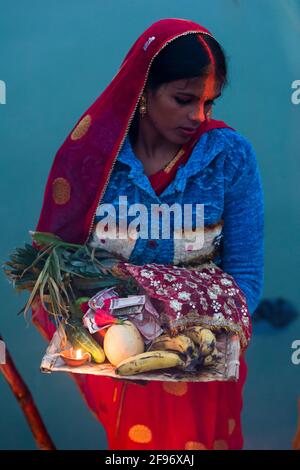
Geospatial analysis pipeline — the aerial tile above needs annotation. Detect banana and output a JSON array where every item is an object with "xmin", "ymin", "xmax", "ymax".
[
  {"xmin": 115, "ymin": 350, "xmax": 185, "ymax": 376},
  {"xmin": 148, "ymin": 333, "xmax": 197, "ymax": 358},
  {"xmin": 185, "ymin": 326, "xmax": 217, "ymax": 356},
  {"xmin": 203, "ymin": 354, "xmax": 216, "ymax": 367},
  {"xmin": 203, "ymin": 348, "xmax": 222, "ymax": 367}
]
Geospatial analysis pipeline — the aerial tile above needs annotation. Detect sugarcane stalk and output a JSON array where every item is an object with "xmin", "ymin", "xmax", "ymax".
[
  {"xmin": 292, "ymin": 396, "xmax": 300, "ymax": 450},
  {"xmin": 0, "ymin": 334, "xmax": 56, "ymax": 450}
]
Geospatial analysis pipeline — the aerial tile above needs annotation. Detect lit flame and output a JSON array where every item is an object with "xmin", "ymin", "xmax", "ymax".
[{"xmin": 75, "ymin": 349, "xmax": 82, "ymax": 360}]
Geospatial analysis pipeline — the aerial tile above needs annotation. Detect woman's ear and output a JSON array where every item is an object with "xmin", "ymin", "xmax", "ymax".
[{"xmin": 144, "ymin": 84, "xmax": 159, "ymax": 102}]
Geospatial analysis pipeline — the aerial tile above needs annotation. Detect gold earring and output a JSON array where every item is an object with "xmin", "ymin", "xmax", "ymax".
[{"xmin": 139, "ymin": 94, "xmax": 147, "ymax": 117}]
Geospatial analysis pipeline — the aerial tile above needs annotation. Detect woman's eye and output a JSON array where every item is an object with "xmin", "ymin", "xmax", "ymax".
[
  {"xmin": 175, "ymin": 97, "xmax": 192, "ymax": 105},
  {"xmin": 175, "ymin": 97, "xmax": 216, "ymax": 106}
]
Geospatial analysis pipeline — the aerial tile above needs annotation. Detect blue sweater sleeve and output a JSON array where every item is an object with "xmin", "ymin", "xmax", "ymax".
[{"xmin": 220, "ymin": 134, "xmax": 264, "ymax": 315}]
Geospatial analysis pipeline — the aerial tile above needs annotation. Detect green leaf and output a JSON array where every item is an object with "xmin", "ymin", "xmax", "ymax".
[
  {"xmin": 59, "ymin": 282, "xmax": 71, "ymax": 310},
  {"xmin": 24, "ymin": 243, "xmax": 39, "ymax": 254},
  {"xmin": 48, "ymin": 278, "xmax": 67, "ymax": 320},
  {"xmin": 29, "ymin": 231, "xmax": 63, "ymax": 246},
  {"xmin": 16, "ymin": 245, "xmax": 52, "ymax": 282},
  {"xmin": 14, "ymin": 279, "xmax": 36, "ymax": 291},
  {"xmin": 30, "ymin": 231, "xmax": 82, "ymax": 250},
  {"xmin": 69, "ymin": 301, "xmax": 84, "ymax": 320},
  {"xmin": 75, "ymin": 297, "xmax": 90, "ymax": 305},
  {"xmin": 51, "ymin": 248, "xmax": 63, "ymax": 284},
  {"xmin": 72, "ymin": 277, "xmax": 121, "ymax": 290},
  {"xmin": 39, "ymin": 272, "xmax": 49, "ymax": 312},
  {"xmin": 69, "ymin": 260, "xmax": 87, "ymax": 268},
  {"xmin": 23, "ymin": 256, "xmax": 50, "ymax": 318},
  {"xmin": 48, "ymin": 281, "xmax": 60, "ymax": 319}
]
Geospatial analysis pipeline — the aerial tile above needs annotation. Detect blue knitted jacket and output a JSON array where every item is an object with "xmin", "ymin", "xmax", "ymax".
[{"xmin": 91, "ymin": 127, "xmax": 264, "ymax": 315}]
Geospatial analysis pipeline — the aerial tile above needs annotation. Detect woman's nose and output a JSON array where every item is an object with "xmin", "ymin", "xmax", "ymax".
[{"xmin": 188, "ymin": 103, "xmax": 206, "ymax": 123}]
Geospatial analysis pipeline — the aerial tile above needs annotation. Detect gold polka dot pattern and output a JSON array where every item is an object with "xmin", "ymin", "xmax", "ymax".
[
  {"xmin": 185, "ymin": 441, "xmax": 207, "ymax": 450},
  {"xmin": 228, "ymin": 418, "xmax": 236, "ymax": 435},
  {"xmin": 213, "ymin": 439, "xmax": 229, "ymax": 450},
  {"xmin": 52, "ymin": 177, "xmax": 71, "ymax": 205},
  {"xmin": 128, "ymin": 424, "xmax": 152, "ymax": 444},
  {"xmin": 162, "ymin": 382, "xmax": 188, "ymax": 396},
  {"xmin": 70, "ymin": 114, "xmax": 92, "ymax": 140}
]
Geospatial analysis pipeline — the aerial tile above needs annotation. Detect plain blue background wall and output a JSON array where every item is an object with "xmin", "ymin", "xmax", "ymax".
[{"xmin": 1, "ymin": 0, "xmax": 300, "ymax": 449}]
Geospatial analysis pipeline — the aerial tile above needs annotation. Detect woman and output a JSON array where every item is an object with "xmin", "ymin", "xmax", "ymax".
[{"xmin": 32, "ymin": 18, "xmax": 264, "ymax": 450}]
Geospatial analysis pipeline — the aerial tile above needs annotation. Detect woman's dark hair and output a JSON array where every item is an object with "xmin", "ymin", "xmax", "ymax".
[
  {"xmin": 147, "ymin": 33, "xmax": 228, "ymax": 91},
  {"xmin": 129, "ymin": 33, "xmax": 228, "ymax": 143}
]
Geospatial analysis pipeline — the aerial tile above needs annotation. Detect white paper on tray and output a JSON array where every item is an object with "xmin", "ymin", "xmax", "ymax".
[{"xmin": 40, "ymin": 330, "xmax": 240, "ymax": 382}]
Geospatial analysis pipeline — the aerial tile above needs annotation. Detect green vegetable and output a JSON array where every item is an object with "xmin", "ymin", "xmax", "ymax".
[{"xmin": 64, "ymin": 320, "xmax": 105, "ymax": 364}]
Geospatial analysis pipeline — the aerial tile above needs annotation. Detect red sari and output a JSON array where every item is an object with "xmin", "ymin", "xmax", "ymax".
[{"xmin": 31, "ymin": 18, "xmax": 249, "ymax": 450}]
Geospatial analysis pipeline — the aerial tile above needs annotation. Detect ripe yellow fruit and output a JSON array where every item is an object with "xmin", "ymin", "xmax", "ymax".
[
  {"xmin": 103, "ymin": 320, "xmax": 144, "ymax": 366},
  {"xmin": 115, "ymin": 350, "xmax": 185, "ymax": 376}
]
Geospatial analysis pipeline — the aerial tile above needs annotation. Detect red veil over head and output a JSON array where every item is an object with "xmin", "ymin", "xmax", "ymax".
[{"xmin": 35, "ymin": 18, "xmax": 233, "ymax": 245}]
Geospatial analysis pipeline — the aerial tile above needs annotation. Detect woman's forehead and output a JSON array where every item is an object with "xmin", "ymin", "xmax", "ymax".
[{"xmin": 167, "ymin": 76, "xmax": 222, "ymax": 98}]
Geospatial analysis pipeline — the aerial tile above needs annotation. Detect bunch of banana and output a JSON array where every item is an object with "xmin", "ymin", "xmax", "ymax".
[
  {"xmin": 202, "ymin": 348, "xmax": 222, "ymax": 367},
  {"xmin": 184, "ymin": 326, "xmax": 217, "ymax": 357},
  {"xmin": 183, "ymin": 346, "xmax": 222, "ymax": 372},
  {"xmin": 148, "ymin": 333, "xmax": 197, "ymax": 359},
  {"xmin": 115, "ymin": 350, "xmax": 185, "ymax": 376}
]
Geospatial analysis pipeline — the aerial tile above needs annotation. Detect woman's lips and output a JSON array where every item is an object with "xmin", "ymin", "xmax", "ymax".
[{"xmin": 178, "ymin": 127, "xmax": 198, "ymax": 136}]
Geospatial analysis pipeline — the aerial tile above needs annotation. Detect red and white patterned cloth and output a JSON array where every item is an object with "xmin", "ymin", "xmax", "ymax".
[{"xmin": 121, "ymin": 261, "xmax": 252, "ymax": 350}]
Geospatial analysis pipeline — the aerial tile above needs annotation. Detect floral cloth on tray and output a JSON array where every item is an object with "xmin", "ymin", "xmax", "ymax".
[{"xmin": 121, "ymin": 260, "xmax": 252, "ymax": 350}]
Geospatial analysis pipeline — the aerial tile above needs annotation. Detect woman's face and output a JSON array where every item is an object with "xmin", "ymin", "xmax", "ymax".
[{"xmin": 143, "ymin": 73, "xmax": 222, "ymax": 144}]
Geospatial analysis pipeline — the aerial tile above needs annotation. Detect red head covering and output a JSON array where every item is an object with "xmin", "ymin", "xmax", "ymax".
[{"xmin": 35, "ymin": 18, "xmax": 234, "ymax": 244}]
